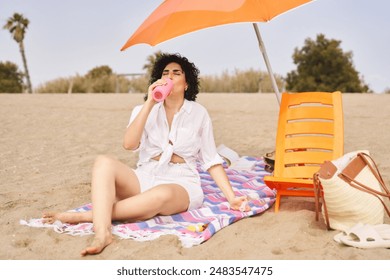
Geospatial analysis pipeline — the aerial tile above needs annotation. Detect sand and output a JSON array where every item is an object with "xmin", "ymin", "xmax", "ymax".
[{"xmin": 1, "ymin": 93, "xmax": 389, "ymax": 260}]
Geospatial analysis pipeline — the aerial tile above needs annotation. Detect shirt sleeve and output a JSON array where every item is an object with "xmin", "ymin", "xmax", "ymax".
[
  {"xmin": 198, "ymin": 112, "xmax": 224, "ymax": 171},
  {"xmin": 127, "ymin": 105, "xmax": 145, "ymax": 152},
  {"xmin": 127, "ymin": 105, "xmax": 142, "ymax": 127}
]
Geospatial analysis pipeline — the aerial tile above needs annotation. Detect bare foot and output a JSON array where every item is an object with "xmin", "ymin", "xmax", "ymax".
[
  {"xmin": 81, "ymin": 234, "xmax": 113, "ymax": 256},
  {"xmin": 42, "ymin": 211, "xmax": 92, "ymax": 224}
]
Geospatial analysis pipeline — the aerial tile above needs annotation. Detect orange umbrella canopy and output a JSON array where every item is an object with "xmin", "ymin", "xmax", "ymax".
[{"xmin": 121, "ymin": 0, "xmax": 312, "ymax": 50}]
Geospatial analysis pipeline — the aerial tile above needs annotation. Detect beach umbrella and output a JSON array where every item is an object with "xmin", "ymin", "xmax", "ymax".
[{"xmin": 120, "ymin": 0, "xmax": 313, "ymax": 104}]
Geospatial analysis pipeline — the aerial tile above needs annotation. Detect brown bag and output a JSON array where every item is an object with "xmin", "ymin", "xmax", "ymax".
[{"xmin": 314, "ymin": 151, "xmax": 390, "ymax": 231}]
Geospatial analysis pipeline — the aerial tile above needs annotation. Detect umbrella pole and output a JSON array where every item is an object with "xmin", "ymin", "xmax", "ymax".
[{"xmin": 252, "ymin": 23, "xmax": 281, "ymax": 105}]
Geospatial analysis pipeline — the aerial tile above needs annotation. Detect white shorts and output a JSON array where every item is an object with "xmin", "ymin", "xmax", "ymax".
[{"xmin": 133, "ymin": 160, "xmax": 203, "ymax": 210}]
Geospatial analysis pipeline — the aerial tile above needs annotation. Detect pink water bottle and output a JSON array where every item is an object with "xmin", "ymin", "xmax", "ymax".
[{"xmin": 152, "ymin": 78, "xmax": 173, "ymax": 102}]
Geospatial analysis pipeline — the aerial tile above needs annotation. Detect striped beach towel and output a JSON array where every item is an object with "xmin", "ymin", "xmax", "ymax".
[{"xmin": 21, "ymin": 157, "xmax": 275, "ymax": 248}]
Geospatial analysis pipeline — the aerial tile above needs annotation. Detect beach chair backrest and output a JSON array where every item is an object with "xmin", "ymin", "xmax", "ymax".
[{"xmin": 273, "ymin": 91, "xmax": 344, "ymax": 179}]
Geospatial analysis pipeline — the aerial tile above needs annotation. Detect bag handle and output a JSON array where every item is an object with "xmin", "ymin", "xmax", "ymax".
[
  {"xmin": 360, "ymin": 152, "xmax": 390, "ymax": 195},
  {"xmin": 338, "ymin": 152, "xmax": 390, "ymax": 217},
  {"xmin": 314, "ymin": 152, "xmax": 390, "ymax": 230}
]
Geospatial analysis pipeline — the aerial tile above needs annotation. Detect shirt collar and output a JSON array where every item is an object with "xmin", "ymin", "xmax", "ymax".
[{"xmin": 181, "ymin": 99, "xmax": 192, "ymax": 114}]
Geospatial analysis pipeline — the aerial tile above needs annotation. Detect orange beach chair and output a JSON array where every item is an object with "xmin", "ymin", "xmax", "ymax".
[{"xmin": 264, "ymin": 91, "xmax": 344, "ymax": 212}]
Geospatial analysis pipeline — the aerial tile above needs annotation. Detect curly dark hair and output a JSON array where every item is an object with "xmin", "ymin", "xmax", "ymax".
[{"xmin": 146, "ymin": 53, "xmax": 200, "ymax": 101}]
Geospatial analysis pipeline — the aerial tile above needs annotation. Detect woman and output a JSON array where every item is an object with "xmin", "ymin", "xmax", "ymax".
[{"xmin": 43, "ymin": 53, "xmax": 249, "ymax": 256}]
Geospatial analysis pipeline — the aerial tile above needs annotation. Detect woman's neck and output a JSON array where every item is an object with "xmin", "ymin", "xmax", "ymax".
[{"xmin": 164, "ymin": 96, "xmax": 184, "ymax": 113}]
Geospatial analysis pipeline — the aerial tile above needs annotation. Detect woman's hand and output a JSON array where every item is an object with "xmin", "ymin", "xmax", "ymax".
[
  {"xmin": 229, "ymin": 196, "xmax": 250, "ymax": 212},
  {"xmin": 147, "ymin": 79, "xmax": 168, "ymax": 103},
  {"xmin": 206, "ymin": 165, "xmax": 250, "ymax": 212}
]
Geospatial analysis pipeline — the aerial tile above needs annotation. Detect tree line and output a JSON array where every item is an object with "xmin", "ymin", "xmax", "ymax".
[{"xmin": 2, "ymin": 13, "xmax": 388, "ymax": 94}]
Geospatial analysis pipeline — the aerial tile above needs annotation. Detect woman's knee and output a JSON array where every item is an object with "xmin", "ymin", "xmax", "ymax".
[
  {"xmin": 93, "ymin": 155, "xmax": 116, "ymax": 170},
  {"xmin": 151, "ymin": 185, "xmax": 189, "ymax": 210},
  {"xmin": 91, "ymin": 155, "xmax": 121, "ymax": 180}
]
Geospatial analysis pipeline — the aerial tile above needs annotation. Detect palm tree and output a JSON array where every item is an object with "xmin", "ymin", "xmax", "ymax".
[
  {"xmin": 143, "ymin": 51, "xmax": 163, "ymax": 77},
  {"xmin": 3, "ymin": 13, "xmax": 33, "ymax": 93}
]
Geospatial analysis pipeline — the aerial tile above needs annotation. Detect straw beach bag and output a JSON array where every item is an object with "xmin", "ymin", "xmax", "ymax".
[{"xmin": 314, "ymin": 151, "xmax": 390, "ymax": 231}]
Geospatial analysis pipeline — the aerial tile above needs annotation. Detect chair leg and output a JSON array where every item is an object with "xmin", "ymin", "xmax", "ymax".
[{"xmin": 274, "ymin": 193, "xmax": 281, "ymax": 213}]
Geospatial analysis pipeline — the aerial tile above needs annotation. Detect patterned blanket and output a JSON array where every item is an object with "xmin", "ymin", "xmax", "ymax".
[{"xmin": 21, "ymin": 157, "xmax": 275, "ymax": 248}]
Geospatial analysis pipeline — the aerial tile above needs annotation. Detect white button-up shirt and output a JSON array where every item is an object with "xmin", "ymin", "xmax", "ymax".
[{"xmin": 128, "ymin": 99, "xmax": 223, "ymax": 174}]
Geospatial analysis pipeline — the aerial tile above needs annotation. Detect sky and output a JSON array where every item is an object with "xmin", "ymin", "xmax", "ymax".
[{"xmin": 1, "ymin": 0, "xmax": 389, "ymax": 93}]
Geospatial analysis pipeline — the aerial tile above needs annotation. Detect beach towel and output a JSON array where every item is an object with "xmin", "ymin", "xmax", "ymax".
[{"xmin": 21, "ymin": 156, "xmax": 275, "ymax": 248}]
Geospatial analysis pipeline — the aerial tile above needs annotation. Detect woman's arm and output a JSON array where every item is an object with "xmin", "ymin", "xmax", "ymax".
[
  {"xmin": 208, "ymin": 164, "xmax": 250, "ymax": 211},
  {"xmin": 123, "ymin": 80, "xmax": 165, "ymax": 150},
  {"xmin": 123, "ymin": 99, "xmax": 154, "ymax": 150}
]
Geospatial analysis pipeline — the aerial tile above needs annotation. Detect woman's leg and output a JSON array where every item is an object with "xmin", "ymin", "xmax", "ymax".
[
  {"xmin": 43, "ymin": 155, "xmax": 141, "ymax": 255},
  {"xmin": 111, "ymin": 183, "xmax": 190, "ymax": 222},
  {"xmin": 80, "ymin": 183, "xmax": 189, "ymax": 256},
  {"xmin": 44, "ymin": 183, "xmax": 190, "ymax": 223},
  {"xmin": 44, "ymin": 155, "xmax": 190, "ymax": 256},
  {"xmin": 43, "ymin": 155, "xmax": 141, "ymax": 223},
  {"xmin": 43, "ymin": 155, "xmax": 141, "ymax": 224},
  {"xmin": 81, "ymin": 155, "xmax": 143, "ymax": 256}
]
